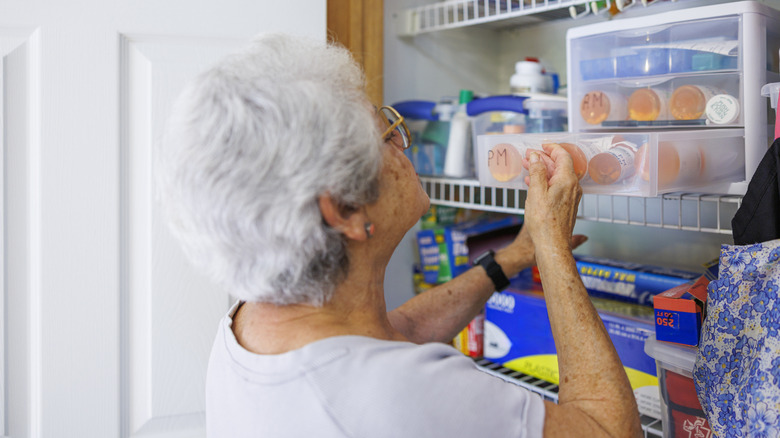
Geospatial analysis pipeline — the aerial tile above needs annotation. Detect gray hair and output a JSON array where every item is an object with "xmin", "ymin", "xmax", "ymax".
[{"xmin": 157, "ymin": 33, "xmax": 382, "ymax": 306}]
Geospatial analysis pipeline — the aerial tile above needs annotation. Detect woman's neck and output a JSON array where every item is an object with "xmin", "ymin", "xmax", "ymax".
[{"xmin": 231, "ymin": 266, "xmax": 405, "ymax": 355}]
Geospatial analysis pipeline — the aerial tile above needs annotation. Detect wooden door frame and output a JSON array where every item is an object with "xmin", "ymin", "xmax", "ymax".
[{"xmin": 327, "ymin": 0, "xmax": 383, "ymax": 105}]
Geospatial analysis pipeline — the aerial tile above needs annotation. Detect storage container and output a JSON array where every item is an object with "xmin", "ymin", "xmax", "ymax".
[
  {"xmin": 567, "ymin": 1, "xmax": 780, "ymax": 195},
  {"xmin": 467, "ymin": 95, "xmax": 529, "ymax": 178},
  {"xmin": 644, "ymin": 334, "xmax": 712, "ymax": 438},
  {"xmin": 394, "ymin": 100, "xmax": 455, "ymax": 176},
  {"xmin": 476, "ymin": 129, "xmax": 745, "ymax": 197}
]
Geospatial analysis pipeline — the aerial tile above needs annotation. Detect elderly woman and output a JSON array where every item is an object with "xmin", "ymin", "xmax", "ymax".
[{"xmin": 159, "ymin": 34, "xmax": 642, "ymax": 438}]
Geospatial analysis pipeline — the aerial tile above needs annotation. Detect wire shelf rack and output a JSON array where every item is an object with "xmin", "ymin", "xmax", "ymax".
[
  {"xmin": 474, "ymin": 358, "xmax": 664, "ymax": 437},
  {"xmin": 394, "ymin": 0, "xmax": 678, "ymax": 35},
  {"xmin": 420, "ymin": 175, "xmax": 742, "ymax": 235},
  {"xmin": 396, "ymin": 0, "xmax": 590, "ymax": 35}
]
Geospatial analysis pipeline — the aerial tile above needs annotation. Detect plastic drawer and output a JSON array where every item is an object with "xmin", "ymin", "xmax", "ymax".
[{"xmin": 476, "ymin": 129, "xmax": 745, "ymax": 197}]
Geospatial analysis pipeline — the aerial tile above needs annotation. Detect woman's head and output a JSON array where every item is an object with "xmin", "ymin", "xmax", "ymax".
[{"xmin": 158, "ymin": 33, "xmax": 383, "ymax": 306}]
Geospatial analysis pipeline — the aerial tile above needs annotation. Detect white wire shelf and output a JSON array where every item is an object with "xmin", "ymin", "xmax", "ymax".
[
  {"xmin": 420, "ymin": 175, "xmax": 742, "ymax": 235},
  {"xmin": 475, "ymin": 358, "xmax": 664, "ymax": 437},
  {"xmin": 396, "ymin": 0, "xmax": 590, "ymax": 36},
  {"xmin": 394, "ymin": 0, "xmax": 678, "ymax": 36}
]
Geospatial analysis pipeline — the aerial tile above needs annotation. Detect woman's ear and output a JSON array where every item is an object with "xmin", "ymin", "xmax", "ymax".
[{"xmin": 318, "ymin": 193, "xmax": 370, "ymax": 241}]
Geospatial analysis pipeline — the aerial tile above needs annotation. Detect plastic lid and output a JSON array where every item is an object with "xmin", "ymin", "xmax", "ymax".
[
  {"xmin": 705, "ymin": 94, "xmax": 740, "ymax": 125},
  {"xmin": 515, "ymin": 60, "xmax": 543, "ymax": 74},
  {"xmin": 761, "ymin": 82, "xmax": 780, "ymax": 109},
  {"xmin": 459, "ymin": 89, "xmax": 474, "ymax": 105},
  {"xmin": 643, "ymin": 333, "xmax": 698, "ymax": 374},
  {"xmin": 523, "ymin": 96, "xmax": 568, "ymax": 111},
  {"xmin": 435, "ymin": 102, "xmax": 455, "ymax": 121}
]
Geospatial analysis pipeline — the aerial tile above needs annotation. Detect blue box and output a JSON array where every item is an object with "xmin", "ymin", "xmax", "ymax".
[
  {"xmin": 574, "ymin": 255, "xmax": 700, "ymax": 306},
  {"xmin": 416, "ymin": 227, "xmax": 469, "ymax": 284},
  {"xmin": 416, "ymin": 215, "xmax": 524, "ymax": 285},
  {"xmin": 485, "ymin": 286, "xmax": 661, "ymax": 419}
]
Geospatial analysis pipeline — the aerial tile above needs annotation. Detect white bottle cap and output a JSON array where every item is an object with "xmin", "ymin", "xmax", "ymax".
[
  {"xmin": 515, "ymin": 60, "xmax": 543, "ymax": 74},
  {"xmin": 705, "ymin": 94, "xmax": 740, "ymax": 125}
]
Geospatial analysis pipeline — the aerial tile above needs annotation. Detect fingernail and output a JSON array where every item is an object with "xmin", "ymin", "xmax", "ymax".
[{"xmin": 530, "ymin": 152, "xmax": 539, "ymax": 163}]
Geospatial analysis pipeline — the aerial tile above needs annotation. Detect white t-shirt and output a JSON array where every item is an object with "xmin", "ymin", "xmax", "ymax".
[{"xmin": 206, "ymin": 302, "xmax": 545, "ymax": 438}]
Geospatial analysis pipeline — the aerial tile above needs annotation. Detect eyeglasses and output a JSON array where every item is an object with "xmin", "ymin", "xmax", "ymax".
[{"xmin": 379, "ymin": 105, "xmax": 412, "ymax": 151}]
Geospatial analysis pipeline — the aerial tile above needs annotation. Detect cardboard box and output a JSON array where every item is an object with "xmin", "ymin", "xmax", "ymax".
[
  {"xmin": 533, "ymin": 255, "xmax": 700, "ymax": 306},
  {"xmin": 416, "ymin": 227, "xmax": 469, "ymax": 284},
  {"xmin": 416, "ymin": 215, "xmax": 523, "ymax": 285},
  {"xmin": 484, "ymin": 286, "xmax": 661, "ymax": 419},
  {"xmin": 453, "ymin": 313, "xmax": 484, "ymax": 358},
  {"xmin": 653, "ymin": 275, "xmax": 709, "ymax": 346}
]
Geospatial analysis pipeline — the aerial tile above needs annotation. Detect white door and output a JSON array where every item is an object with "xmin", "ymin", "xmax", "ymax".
[{"xmin": 1, "ymin": 2, "xmax": 326, "ymax": 437}]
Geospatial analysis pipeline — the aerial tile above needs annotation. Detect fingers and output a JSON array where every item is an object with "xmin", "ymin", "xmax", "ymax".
[
  {"xmin": 570, "ymin": 234, "xmax": 588, "ymax": 250},
  {"xmin": 522, "ymin": 148, "xmax": 555, "ymax": 187},
  {"xmin": 523, "ymin": 151, "xmax": 550, "ymax": 190},
  {"xmin": 541, "ymin": 142, "xmax": 576, "ymax": 178}
]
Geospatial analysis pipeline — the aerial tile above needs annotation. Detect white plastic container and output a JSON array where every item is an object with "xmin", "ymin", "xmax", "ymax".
[
  {"xmin": 476, "ymin": 129, "xmax": 746, "ymax": 197},
  {"xmin": 566, "ymin": 1, "xmax": 780, "ymax": 196},
  {"xmin": 524, "ymin": 97, "xmax": 567, "ymax": 133},
  {"xmin": 761, "ymin": 82, "xmax": 780, "ymax": 139},
  {"xmin": 511, "ymin": 59, "xmax": 547, "ymax": 94},
  {"xmin": 443, "ymin": 90, "xmax": 475, "ymax": 177},
  {"xmin": 644, "ymin": 334, "xmax": 711, "ymax": 438}
]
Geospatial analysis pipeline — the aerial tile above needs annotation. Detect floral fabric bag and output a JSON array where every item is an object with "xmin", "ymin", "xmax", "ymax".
[{"xmin": 693, "ymin": 239, "xmax": 780, "ymax": 437}]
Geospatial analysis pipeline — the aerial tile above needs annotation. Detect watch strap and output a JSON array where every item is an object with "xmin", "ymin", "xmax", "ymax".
[{"xmin": 473, "ymin": 250, "xmax": 510, "ymax": 291}]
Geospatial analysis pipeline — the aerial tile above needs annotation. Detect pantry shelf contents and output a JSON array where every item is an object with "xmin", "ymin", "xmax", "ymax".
[
  {"xmin": 419, "ymin": 175, "xmax": 742, "ymax": 234},
  {"xmin": 475, "ymin": 358, "xmax": 664, "ymax": 437}
]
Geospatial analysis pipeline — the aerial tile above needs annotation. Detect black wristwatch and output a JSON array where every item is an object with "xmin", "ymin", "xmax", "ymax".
[{"xmin": 473, "ymin": 250, "xmax": 510, "ymax": 292}]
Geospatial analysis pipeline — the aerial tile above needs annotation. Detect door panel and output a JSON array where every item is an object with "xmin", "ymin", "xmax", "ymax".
[
  {"xmin": 122, "ymin": 36, "xmax": 238, "ymax": 436},
  {"xmin": 1, "ymin": 2, "xmax": 326, "ymax": 437},
  {"xmin": 3, "ymin": 30, "xmax": 40, "ymax": 438}
]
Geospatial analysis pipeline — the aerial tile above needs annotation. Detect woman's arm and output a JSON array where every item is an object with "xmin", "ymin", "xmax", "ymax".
[
  {"xmin": 387, "ymin": 219, "xmax": 587, "ymax": 345},
  {"xmin": 521, "ymin": 145, "xmax": 641, "ymax": 438},
  {"xmin": 386, "ymin": 229, "xmax": 536, "ymax": 344}
]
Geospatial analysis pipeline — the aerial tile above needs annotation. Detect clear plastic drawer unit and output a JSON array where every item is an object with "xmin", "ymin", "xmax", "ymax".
[
  {"xmin": 564, "ymin": 1, "xmax": 780, "ymax": 196},
  {"xmin": 476, "ymin": 130, "xmax": 745, "ymax": 197},
  {"xmin": 572, "ymin": 16, "xmax": 744, "ymax": 130}
]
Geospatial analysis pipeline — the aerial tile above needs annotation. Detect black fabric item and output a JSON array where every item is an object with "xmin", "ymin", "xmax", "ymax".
[{"xmin": 732, "ymin": 138, "xmax": 780, "ymax": 245}]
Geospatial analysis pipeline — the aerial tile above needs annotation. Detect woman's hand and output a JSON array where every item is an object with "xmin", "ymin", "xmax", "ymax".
[
  {"xmin": 520, "ymin": 143, "xmax": 583, "ymax": 251},
  {"xmin": 495, "ymin": 144, "xmax": 585, "ymax": 277}
]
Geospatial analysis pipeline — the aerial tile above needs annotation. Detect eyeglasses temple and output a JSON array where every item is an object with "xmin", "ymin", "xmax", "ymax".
[{"xmin": 381, "ymin": 118, "xmax": 404, "ymax": 140}]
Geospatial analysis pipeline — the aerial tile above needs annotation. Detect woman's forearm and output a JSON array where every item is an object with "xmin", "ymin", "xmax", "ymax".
[
  {"xmin": 536, "ymin": 245, "xmax": 641, "ymax": 438},
  {"xmin": 388, "ymin": 243, "xmax": 534, "ymax": 344}
]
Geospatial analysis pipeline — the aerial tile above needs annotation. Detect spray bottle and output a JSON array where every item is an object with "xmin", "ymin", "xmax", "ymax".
[{"xmin": 443, "ymin": 89, "xmax": 474, "ymax": 177}]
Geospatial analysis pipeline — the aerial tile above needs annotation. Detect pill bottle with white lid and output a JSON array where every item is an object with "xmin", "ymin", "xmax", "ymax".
[
  {"xmin": 510, "ymin": 58, "xmax": 547, "ymax": 94},
  {"xmin": 669, "ymin": 84, "xmax": 724, "ymax": 121}
]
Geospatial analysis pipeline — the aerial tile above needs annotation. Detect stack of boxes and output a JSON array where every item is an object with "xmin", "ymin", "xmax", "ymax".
[
  {"xmin": 486, "ymin": 257, "xmax": 700, "ymax": 421},
  {"xmin": 644, "ymin": 262, "xmax": 719, "ymax": 437},
  {"xmin": 414, "ymin": 208, "xmax": 523, "ymax": 358}
]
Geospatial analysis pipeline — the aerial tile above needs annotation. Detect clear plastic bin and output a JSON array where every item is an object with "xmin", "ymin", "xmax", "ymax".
[
  {"xmin": 476, "ymin": 129, "xmax": 745, "ymax": 197},
  {"xmin": 394, "ymin": 100, "xmax": 455, "ymax": 176},
  {"xmin": 575, "ymin": 17, "xmax": 741, "ymax": 83},
  {"xmin": 575, "ymin": 73, "xmax": 742, "ymax": 129},
  {"xmin": 644, "ymin": 334, "xmax": 712, "ymax": 438},
  {"xmin": 566, "ymin": 1, "xmax": 780, "ymax": 193},
  {"xmin": 571, "ymin": 15, "xmax": 746, "ymax": 131},
  {"xmin": 468, "ymin": 95, "xmax": 529, "ymax": 178}
]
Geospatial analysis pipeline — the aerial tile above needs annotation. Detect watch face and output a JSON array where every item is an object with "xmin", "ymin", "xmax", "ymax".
[{"xmin": 475, "ymin": 250, "xmax": 494, "ymax": 265}]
